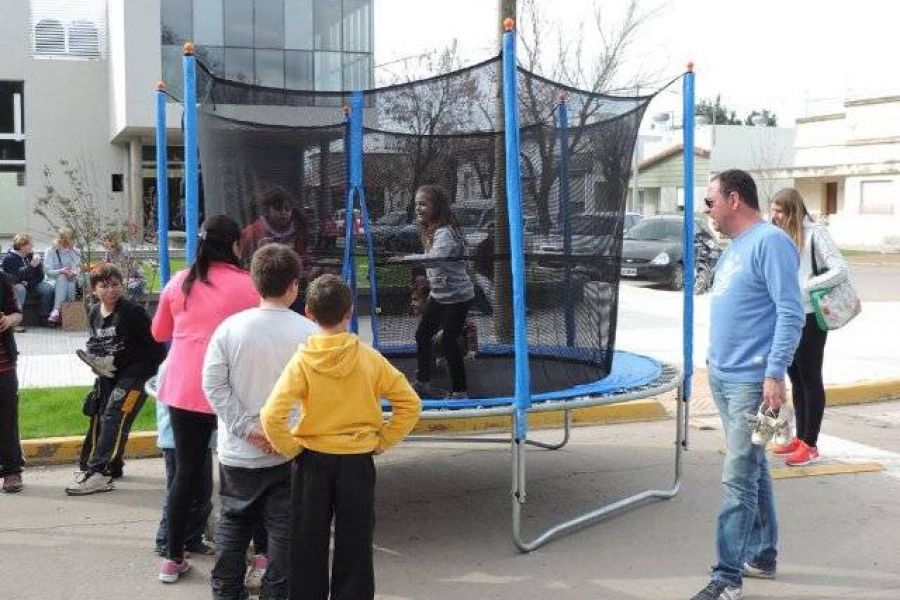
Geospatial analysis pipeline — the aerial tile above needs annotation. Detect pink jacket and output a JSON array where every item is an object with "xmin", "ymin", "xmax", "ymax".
[{"xmin": 152, "ymin": 263, "xmax": 260, "ymax": 414}]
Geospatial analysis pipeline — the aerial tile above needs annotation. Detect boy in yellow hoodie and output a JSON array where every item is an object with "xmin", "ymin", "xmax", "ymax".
[{"xmin": 260, "ymin": 274, "xmax": 421, "ymax": 600}]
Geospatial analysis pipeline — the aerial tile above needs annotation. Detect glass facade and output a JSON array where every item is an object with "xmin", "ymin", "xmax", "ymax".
[{"xmin": 161, "ymin": 0, "xmax": 373, "ymax": 96}]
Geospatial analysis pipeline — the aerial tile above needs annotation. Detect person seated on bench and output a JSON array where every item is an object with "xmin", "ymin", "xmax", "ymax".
[
  {"xmin": 43, "ymin": 227, "xmax": 82, "ymax": 326},
  {"xmin": 1, "ymin": 233, "xmax": 53, "ymax": 331}
]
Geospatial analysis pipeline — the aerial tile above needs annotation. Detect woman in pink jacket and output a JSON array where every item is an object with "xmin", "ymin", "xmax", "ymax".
[{"xmin": 152, "ymin": 215, "xmax": 259, "ymax": 583}]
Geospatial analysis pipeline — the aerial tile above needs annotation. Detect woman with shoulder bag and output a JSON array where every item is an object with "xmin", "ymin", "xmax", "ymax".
[{"xmin": 769, "ymin": 188, "xmax": 849, "ymax": 466}]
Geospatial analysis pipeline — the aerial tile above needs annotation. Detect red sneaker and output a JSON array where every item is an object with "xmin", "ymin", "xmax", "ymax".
[
  {"xmin": 785, "ymin": 441, "xmax": 819, "ymax": 466},
  {"xmin": 771, "ymin": 437, "xmax": 800, "ymax": 456}
]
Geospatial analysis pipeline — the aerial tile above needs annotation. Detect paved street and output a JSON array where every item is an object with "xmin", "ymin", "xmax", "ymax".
[{"xmin": 4, "ymin": 401, "xmax": 900, "ymax": 599}]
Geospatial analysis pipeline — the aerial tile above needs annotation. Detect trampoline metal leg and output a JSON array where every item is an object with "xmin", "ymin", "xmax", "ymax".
[{"xmin": 511, "ymin": 383, "xmax": 684, "ymax": 553}]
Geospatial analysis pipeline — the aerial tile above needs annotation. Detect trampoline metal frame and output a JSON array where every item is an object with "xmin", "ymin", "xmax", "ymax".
[{"xmin": 401, "ymin": 363, "xmax": 685, "ymax": 551}]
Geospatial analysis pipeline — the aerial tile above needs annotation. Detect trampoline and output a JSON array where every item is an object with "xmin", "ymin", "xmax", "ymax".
[{"xmin": 155, "ymin": 20, "xmax": 698, "ymax": 552}]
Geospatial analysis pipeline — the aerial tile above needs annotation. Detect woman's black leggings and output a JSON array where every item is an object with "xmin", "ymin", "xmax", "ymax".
[
  {"xmin": 787, "ymin": 313, "xmax": 828, "ymax": 447},
  {"xmin": 166, "ymin": 405, "xmax": 217, "ymax": 561},
  {"xmin": 416, "ymin": 297, "xmax": 472, "ymax": 392}
]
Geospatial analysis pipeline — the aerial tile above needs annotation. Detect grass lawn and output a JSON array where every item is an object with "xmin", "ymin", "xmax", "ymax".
[
  {"xmin": 18, "ymin": 386, "xmax": 157, "ymax": 439},
  {"xmin": 142, "ymin": 258, "xmax": 187, "ymax": 294}
]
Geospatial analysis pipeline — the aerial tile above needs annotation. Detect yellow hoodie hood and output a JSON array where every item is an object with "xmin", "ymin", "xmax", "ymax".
[{"xmin": 300, "ymin": 332, "xmax": 359, "ymax": 379}]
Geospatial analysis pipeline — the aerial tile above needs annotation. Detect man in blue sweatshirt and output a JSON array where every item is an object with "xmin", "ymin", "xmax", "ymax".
[{"xmin": 690, "ymin": 170, "xmax": 804, "ymax": 600}]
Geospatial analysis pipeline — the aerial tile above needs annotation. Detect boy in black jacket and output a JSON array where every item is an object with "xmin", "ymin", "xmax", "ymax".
[{"xmin": 66, "ymin": 264, "xmax": 166, "ymax": 496}]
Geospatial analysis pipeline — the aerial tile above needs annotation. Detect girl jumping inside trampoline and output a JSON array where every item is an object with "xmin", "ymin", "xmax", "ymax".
[{"xmin": 393, "ymin": 184, "xmax": 474, "ymax": 400}]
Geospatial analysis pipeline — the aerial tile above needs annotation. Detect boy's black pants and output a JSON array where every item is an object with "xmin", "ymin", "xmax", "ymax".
[
  {"xmin": 0, "ymin": 371, "xmax": 24, "ymax": 477},
  {"xmin": 212, "ymin": 462, "xmax": 291, "ymax": 600},
  {"xmin": 79, "ymin": 375, "xmax": 148, "ymax": 476},
  {"xmin": 290, "ymin": 449, "xmax": 376, "ymax": 600}
]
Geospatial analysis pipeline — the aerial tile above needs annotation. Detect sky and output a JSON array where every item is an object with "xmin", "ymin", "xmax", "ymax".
[{"xmin": 375, "ymin": 0, "xmax": 899, "ymax": 127}]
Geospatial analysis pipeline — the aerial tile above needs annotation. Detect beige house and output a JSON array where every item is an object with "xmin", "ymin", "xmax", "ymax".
[
  {"xmin": 632, "ymin": 144, "xmax": 710, "ymax": 215},
  {"xmin": 632, "ymin": 125, "xmax": 795, "ymax": 216},
  {"xmin": 764, "ymin": 95, "xmax": 900, "ymax": 250}
]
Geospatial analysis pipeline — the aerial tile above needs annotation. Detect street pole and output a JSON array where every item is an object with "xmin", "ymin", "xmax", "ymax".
[{"xmin": 493, "ymin": 0, "xmax": 516, "ymax": 342}]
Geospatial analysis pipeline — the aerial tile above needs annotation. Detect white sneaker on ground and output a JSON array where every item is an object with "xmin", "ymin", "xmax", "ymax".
[{"xmin": 64, "ymin": 471, "xmax": 114, "ymax": 496}]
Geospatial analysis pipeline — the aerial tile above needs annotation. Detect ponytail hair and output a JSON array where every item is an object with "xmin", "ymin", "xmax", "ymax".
[{"xmin": 182, "ymin": 214, "xmax": 242, "ymax": 300}]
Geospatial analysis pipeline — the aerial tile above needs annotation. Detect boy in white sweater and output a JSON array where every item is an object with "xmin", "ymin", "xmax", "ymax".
[{"xmin": 202, "ymin": 243, "xmax": 317, "ymax": 599}]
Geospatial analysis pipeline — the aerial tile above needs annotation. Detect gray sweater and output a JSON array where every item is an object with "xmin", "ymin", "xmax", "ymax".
[
  {"xmin": 202, "ymin": 306, "xmax": 318, "ymax": 468},
  {"xmin": 405, "ymin": 226, "xmax": 474, "ymax": 303}
]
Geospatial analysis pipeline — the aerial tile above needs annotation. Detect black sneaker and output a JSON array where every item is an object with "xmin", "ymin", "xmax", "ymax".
[{"xmin": 690, "ymin": 580, "xmax": 743, "ymax": 600}]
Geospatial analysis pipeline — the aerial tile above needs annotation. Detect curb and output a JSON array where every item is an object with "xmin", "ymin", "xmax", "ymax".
[
  {"xmin": 23, "ymin": 431, "xmax": 160, "ymax": 467},
  {"xmin": 826, "ymin": 378, "xmax": 900, "ymax": 407},
  {"xmin": 21, "ymin": 378, "xmax": 900, "ymax": 467},
  {"xmin": 22, "ymin": 400, "xmax": 667, "ymax": 467}
]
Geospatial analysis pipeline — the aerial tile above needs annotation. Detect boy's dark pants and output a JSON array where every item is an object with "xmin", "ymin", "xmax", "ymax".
[
  {"xmin": 155, "ymin": 447, "xmax": 214, "ymax": 553},
  {"xmin": 290, "ymin": 449, "xmax": 376, "ymax": 600},
  {"xmin": 79, "ymin": 375, "xmax": 148, "ymax": 476},
  {"xmin": 212, "ymin": 462, "xmax": 291, "ymax": 600},
  {"xmin": 0, "ymin": 371, "xmax": 24, "ymax": 477}
]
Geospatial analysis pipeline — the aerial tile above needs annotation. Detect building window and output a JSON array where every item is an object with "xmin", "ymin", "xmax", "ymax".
[
  {"xmin": 111, "ymin": 174, "xmax": 124, "ymax": 192},
  {"xmin": 162, "ymin": 0, "xmax": 372, "ymax": 92},
  {"xmin": 0, "ymin": 82, "xmax": 25, "ymax": 164},
  {"xmin": 34, "ymin": 19, "xmax": 66, "ymax": 55},
  {"xmin": 860, "ymin": 180, "xmax": 896, "ymax": 215},
  {"xmin": 30, "ymin": 0, "xmax": 108, "ymax": 59},
  {"xmin": 67, "ymin": 20, "xmax": 100, "ymax": 58}
]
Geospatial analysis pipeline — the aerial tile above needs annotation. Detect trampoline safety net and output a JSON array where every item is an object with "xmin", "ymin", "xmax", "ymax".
[{"xmin": 194, "ymin": 57, "xmax": 651, "ymax": 400}]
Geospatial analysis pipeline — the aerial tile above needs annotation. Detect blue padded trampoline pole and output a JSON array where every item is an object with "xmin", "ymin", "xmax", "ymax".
[
  {"xmin": 557, "ymin": 96, "xmax": 575, "ymax": 347},
  {"xmin": 341, "ymin": 108, "xmax": 354, "ymax": 283},
  {"xmin": 502, "ymin": 21, "xmax": 532, "ymax": 442},
  {"xmin": 346, "ymin": 97, "xmax": 366, "ymax": 335},
  {"xmin": 155, "ymin": 82, "xmax": 170, "ymax": 286},
  {"xmin": 182, "ymin": 43, "xmax": 199, "ymax": 264},
  {"xmin": 681, "ymin": 65, "xmax": 696, "ymax": 403},
  {"xmin": 351, "ymin": 92, "xmax": 380, "ymax": 348}
]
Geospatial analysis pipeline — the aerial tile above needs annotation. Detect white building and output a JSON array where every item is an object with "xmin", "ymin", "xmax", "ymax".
[
  {"xmin": 0, "ymin": 0, "xmax": 374, "ymax": 240},
  {"xmin": 764, "ymin": 94, "xmax": 900, "ymax": 250}
]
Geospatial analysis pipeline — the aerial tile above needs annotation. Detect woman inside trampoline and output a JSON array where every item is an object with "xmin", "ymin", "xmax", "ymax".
[{"xmin": 391, "ymin": 184, "xmax": 474, "ymax": 400}]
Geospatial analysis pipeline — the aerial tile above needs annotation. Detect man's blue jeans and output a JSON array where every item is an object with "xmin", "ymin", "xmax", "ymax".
[{"xmin": 709, "ymin": 374, "xmax": 778, "ymax": 587}]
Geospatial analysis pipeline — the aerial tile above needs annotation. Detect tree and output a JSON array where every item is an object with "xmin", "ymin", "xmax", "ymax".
[
  {"xmin": 695, "ymin": 95, "xmax": 741, "ymax": 125},
  {"xmin": 34, "ymin": 157, "xmax": 154, "ymax": 312},
  {"xmin": 515, "ymin": 0, "xmax": 660, "ymax": 233},
  {"xmin": 744, "ymin": 109, "xmax": 778, "ymax": 127}
]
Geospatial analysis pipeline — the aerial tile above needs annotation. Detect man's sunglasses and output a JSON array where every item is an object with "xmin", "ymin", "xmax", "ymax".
[{"xmin": 704, "ymin": 191, "xmax": 734, "ymax": 209}]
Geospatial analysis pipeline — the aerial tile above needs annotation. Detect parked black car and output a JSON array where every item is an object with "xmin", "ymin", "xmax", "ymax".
[{"xmin": 619, "ymin": 214, "xmax": 718, "ymax": 291}]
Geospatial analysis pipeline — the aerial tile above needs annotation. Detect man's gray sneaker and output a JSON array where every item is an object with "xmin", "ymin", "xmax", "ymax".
[
  {"xmin": 76, "ymin": 350, "xmax": 117, "ymax": 379},
  {"xmin": 65, "ymin": 472, "xmax": 114, "ymax": 496},
  {"xmin": 743, "ymin": 560, "xmax": 776, "ymax": 579},
  {"xmin": 690, "ymin": 580, "xmax": 743, "ymax": 600}
]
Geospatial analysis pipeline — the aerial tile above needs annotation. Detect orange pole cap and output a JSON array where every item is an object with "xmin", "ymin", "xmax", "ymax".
[
  {"xmin": 687, "ymin": 61, "xmax": 694, "ymax": 72},
  {"xmin": 183, "ymin": 42, "xmax": 195, "ymax": 56},
  {"xmin": 503, "ymin": 18, "xmax": 515, "ymax": 31},
  {"xmin": 156, "ymin": 81, "xmax": 166, "ymax": 91}
]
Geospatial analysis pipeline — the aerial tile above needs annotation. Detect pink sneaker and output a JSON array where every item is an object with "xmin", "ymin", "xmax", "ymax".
[
  {"xmin": 158, "ymin": 558, "xmax": 190, "ymax": 583},
  {"xmin": 785, "ymin": 441, "xmax": 819, "ymax": 467},
  {"xmin": 47, "ymin": 310, "xmax": 61, "ymax": 325}
]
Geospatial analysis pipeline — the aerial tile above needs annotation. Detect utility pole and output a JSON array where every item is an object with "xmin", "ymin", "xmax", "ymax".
[{"xmin": 493, "ymin": 0, "xmax": 516, "ymax": 342}]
